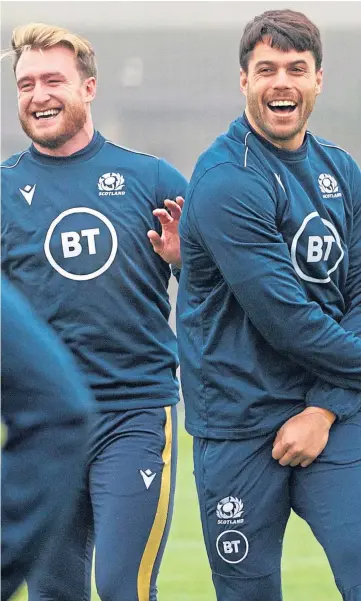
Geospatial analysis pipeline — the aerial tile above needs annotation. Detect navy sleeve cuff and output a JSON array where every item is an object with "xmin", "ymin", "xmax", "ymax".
[{"xmin": 306, "ymin": 380, "xmax": 361, "ymax": 421}]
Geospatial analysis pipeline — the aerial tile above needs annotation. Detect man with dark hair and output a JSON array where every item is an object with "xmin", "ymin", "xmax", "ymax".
[
  {"xmin": 177, "ymin": 9, "xmax": 361, "ymax": 601},
  {"xmin": 1, "ymin": 22, "xmax": 186, "ymax": 601}
]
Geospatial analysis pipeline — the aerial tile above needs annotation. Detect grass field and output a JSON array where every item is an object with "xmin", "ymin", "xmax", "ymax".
[{"xmin": 14, "ymin": 422, "xmax": 340, "ymax": 601}]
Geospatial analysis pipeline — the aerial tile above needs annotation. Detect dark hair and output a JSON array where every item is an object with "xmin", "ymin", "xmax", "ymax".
[{"xmin": 239, "ymin": 9, "xmax": 322, "ymax": 71}]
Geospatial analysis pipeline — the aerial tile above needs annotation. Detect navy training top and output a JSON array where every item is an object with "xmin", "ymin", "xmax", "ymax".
[
  {"xmin": 2, "ymin": 132, "xmax": 188, "ymax": 410},
  {"xmin": 178, "ymin": 114, "xmax": 361, "ymax": 439}
]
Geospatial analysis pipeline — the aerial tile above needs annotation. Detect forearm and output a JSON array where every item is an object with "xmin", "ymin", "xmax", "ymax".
[
  {"xmin": 191, "ymin": 164, "xmax": 361, "ymax": 391},
  {"xmin": 305, "ymin": 296, "xmax": 361, "ymax": 420},
  {"xmin": 214, "ymin": 244, "xmax": 361, "ymax": 389}
]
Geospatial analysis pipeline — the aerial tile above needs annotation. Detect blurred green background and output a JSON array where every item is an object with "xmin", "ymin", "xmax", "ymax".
[{"xmin": 13, "ymin": 423, "xmax": 340, "ymax": 601}]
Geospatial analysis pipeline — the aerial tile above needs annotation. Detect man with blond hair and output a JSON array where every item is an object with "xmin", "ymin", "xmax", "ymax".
[{"xmin": 1, "ymin": 22, "xmax": 187, "ymax": 601}]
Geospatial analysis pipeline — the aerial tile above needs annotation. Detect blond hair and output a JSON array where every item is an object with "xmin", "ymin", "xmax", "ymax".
[{"xmin": 9, "ymin": 23, "xmax": 97, "ymax": 78}]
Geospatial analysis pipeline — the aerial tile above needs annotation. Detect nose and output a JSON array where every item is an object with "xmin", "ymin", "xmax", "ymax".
[
  {"xmin": 272, "ymin": 68, "xmax": 292, "ymax": 89},
  {"xmin": 31, "ymin": 82, "xmax": 51, "ymax": 105}
]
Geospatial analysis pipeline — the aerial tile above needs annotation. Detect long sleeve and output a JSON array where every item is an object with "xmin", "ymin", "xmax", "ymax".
[
  {"xmin": 306, "ymin": 160, "xmax": 361, "ymax": 419},
  {"xmin": 190, "ymin": 163, "xmax": 361, "ymax": 392}
]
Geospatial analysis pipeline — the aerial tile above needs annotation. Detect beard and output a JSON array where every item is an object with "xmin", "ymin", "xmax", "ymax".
[
  {"xmin": 20, "ymin": 100, "xmax": 88, "ymax": 150},
  {"xmin": 247, "ymin": 90, "xmax": 316, "ymax": 144}
]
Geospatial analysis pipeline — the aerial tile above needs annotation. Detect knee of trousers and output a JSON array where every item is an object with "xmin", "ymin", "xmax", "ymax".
[
  {"xmin": 96, "ymin": 573, "xmax": 132, "ymax": 601},
  {"xmin": 212, "ymin": 569, "xmax": 281, "ymax": 601},
  {"xmin": 340, "ymin": 583, "xmax": 361, "ymax": 601},
  {"xmin": 329, "ymin": 536, "xmax": 361, "ymax": 595},
  {"xmin": 95, "ymin": 569, "xmax": 157, "ymax": 601}
]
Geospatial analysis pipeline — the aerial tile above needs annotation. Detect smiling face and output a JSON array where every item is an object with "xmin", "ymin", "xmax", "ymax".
[
  {"xmin": 16, "ymin": 45, "xmax": 96, "ymax": 154},
  {"xmin": 240, "ymin": 40, "xmax": 323, "ymax": 150}
]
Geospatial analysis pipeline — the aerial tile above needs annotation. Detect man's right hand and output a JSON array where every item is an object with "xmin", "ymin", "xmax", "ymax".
[
  {"xmin": 272, "ymin": 407, "xmax": 335, "ymax": 468},
  {"xmin": 147, "ymin": 196, "xmax": 184, "ymax": 267}
]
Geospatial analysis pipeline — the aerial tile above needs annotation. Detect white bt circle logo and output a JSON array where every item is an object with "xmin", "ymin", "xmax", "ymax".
[
  {"xmin": 291, "ymin": 212, "xmax": 344, "ymax": 284},
  {"xmin": 216, "ymin": 530, "xmax": 249, "ymax": 564},
  {"xmin": 44, "ymin": 207, "xmax": 118, "ymax": 281}
]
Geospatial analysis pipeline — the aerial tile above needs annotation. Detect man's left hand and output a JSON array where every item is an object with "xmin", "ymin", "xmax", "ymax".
[{"xmin": 147, "ymin": 196, "xmax": 184, "ymax": 267}]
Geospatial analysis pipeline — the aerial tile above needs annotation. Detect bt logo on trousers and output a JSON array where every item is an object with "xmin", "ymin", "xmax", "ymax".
[
  {"xmin": 44, "ymin": 208, "xmax": 118, "ymax": 281},
  {"xmin": 216, "ymin": 530, "xmax": 249, "ymax": 564},
  {"xmin": 223, "ymin": 540, "xmax": 242, "ymax": 554},
  {"xmin": 291, "ymin": 212, "xmax": 344, "ymax": 284}
]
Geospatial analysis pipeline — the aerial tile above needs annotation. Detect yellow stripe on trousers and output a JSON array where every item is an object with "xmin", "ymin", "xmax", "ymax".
[{"xmin": 137, "ymin": 406, "xmax": 172, "ymax": 601}]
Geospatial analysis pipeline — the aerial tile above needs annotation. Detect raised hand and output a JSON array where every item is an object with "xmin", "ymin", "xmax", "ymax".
[{"xmin": 147, "ymin": 196, "xmax": 184, "ymax": 267}]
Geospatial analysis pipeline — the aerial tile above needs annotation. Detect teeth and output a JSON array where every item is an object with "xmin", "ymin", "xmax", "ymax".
[
  {"xmin": 35, "ymin": 109, "xmax": 60, "ymax": 118},
  {"xmin": 269, "ymin": 100, "xmax": 296, "ymax": 107}
]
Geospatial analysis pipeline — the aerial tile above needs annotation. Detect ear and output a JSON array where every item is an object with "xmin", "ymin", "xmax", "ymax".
[
  {"xmin": 240, "ymin": 69, "xmax": 248, "ymax": 97},
  {"xmin": 83, "ymin": 77, "xmax": 97, "ymax": 103},
  {"xmin": 315, "ymin": 67, "xmax": 323, "ymax": 96}
]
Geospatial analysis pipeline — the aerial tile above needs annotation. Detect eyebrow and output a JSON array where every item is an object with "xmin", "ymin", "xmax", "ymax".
[
  {"xmin": 17, "ymin": 71, "xmax": 66, "ymax": 86},
  {"xmin": 254, "ymin": 60, "xmax": 309, "ymax": 69}
]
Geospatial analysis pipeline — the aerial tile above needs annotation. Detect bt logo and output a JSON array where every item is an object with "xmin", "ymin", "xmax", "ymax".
[
  {"xmin": 291, "ymin": 212, "xmax": 344, "ymax": 284},
  {"xmin": 222, "ymin": 540, "xmax": 242, "ymax": 554},
  {"xmin": 61, "ymin": 229, "xmax": 100, "ymax": 258},
  {"xmin": 216, "ymin": 530, "xmax": 249, "ymax": 564},
  {"xmin": 44, "ymin": 208, "xmax": 118, "ymax": 281},
  {"xmin": 307, "ymin": 235, "xmax": 335, "ymax": 263}
]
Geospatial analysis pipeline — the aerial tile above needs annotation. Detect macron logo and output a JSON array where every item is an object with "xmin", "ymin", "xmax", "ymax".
[
  {"xmin": 19, "ymin": 184, "xmax": 36, "ymax": 205},
  {"xmin": 139, "ymin": 469, "xmax": 156, "ymax": 490}
]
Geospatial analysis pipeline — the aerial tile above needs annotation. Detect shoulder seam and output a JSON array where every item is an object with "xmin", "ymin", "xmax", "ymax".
[
  {"xmin": 244, "ymin": 131, "xmax": 252, "ymax": 167},
  {"xmin": 190, "ymin": 160, "xmax": 272, "ymax": 201},
  {"xmin": 308, "ymin": 132, "xmax": 350, "ymax": 156},
  {"xmin": 104, "ymin": 140, "xmax": 159, "ymax": 160},
  {"xmin": 1, "ymin": 150, "xmax": 30, "ymax": 169}
]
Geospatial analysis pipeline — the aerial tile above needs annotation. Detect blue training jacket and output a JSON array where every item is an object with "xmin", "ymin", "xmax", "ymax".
[
  {"xmin": 177, "ymin": 113, "xmax": 361, "ymax": 440},
  {"xmin": 1, "ymin": 275, "xmax": 92, "ymax": 600},
  {"xmin": 1, "ymin": 132, "xmax": 187, "ymax": 410}
]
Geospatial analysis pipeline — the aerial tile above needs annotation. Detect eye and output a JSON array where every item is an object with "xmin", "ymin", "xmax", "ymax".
[
  {"xmin": 19, "ymin": 82, "xmax": 32, "ymax": 91},
  {"xmin": 259, "ymin": 68, "xmax": 273, "ymax": 74},
  {"xmin": 48, "ymin": 79, "xmax": 61, "ymax": 84}
]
